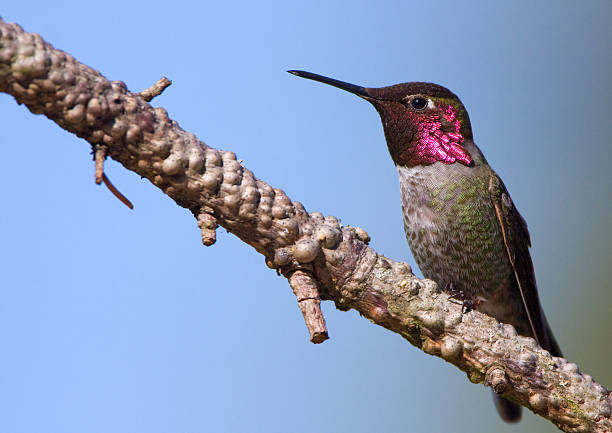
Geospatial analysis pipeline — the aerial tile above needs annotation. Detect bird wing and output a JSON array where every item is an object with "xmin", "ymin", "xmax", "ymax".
[{"xmin": 488, "ymin": 173, "xmax": 561, "ymax": 356}]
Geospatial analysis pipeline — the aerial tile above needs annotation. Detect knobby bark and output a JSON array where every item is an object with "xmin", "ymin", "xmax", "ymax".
[{"xmin": 0, "ymin": 19, "xmax": 610, "ymax": 433}]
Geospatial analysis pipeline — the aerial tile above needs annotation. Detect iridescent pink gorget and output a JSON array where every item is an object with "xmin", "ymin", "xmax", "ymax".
[{"xmin": 404, "ymin": 102, "xmax": 472, "ymax": 167}]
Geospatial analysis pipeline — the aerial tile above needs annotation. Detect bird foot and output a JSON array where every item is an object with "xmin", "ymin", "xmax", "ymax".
[{"xmin": 446, "ymin": 283, "xmax": 481, "ymax": 313}]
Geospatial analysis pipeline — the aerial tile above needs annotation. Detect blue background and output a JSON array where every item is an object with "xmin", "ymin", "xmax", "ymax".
[{"xmin": 1, "ymin": 2, "xmax": 610, "ymax": 432}]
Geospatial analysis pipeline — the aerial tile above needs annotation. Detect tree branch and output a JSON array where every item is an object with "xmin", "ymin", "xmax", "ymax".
[{"xmin": 0, "ymin": 19, "xmax": 609, "ymax": 433}]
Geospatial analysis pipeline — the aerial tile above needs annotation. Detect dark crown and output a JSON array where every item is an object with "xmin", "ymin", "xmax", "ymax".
[{"xmin": 367, "ymin": 82, "xmax": 460, "ymax": 101}]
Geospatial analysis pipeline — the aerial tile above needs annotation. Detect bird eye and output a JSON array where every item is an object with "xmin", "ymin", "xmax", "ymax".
[{"xmin": 409, "ymin": 97, "xmax": 428, "ymax": 110}]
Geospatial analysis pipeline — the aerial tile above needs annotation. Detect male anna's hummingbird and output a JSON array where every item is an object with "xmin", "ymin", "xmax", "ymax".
[{"xmin": 288, "ymin": 70, "xmax": 561, "ymax": 423}]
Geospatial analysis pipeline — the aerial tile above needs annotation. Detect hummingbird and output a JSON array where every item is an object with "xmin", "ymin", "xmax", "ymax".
[{"xmin": 288, "ymin": 70, "xmax": 562, "ymax": 423}]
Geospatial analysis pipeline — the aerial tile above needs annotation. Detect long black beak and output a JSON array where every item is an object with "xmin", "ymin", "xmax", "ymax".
[{"xmin": 287, "ymin": 70, "xmax": 370, "ymax": 98}]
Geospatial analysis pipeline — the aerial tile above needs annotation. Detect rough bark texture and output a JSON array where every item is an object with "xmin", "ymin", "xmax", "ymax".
[{"xmin": 0, "ymin": 19, "xmax": 610, "ymax": 433}]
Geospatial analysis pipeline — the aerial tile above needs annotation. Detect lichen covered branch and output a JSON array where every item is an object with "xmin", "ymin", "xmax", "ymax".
[{"xmin": 0, "ymin": 20, "xmax": 610, "ymax": 433}]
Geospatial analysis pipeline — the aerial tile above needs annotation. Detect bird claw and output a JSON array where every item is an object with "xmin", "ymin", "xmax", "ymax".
[{"xmin": 446, "ymin": 283, "xmax": 480, "ymax": 313}]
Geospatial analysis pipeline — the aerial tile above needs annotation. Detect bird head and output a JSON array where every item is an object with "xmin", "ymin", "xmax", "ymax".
[{"xmin": 288, "ymin": 70, "xmax": 473, "ymax": 168}]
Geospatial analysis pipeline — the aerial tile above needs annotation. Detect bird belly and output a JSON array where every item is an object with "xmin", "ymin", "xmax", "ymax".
[{"xmin": 397, "ymin": 164, "xmax": 530, "ymax": 334}]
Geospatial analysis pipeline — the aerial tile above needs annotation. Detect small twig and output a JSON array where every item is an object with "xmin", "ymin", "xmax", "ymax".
[
  {"xmin": 94, "ymin": 144, "xmax": 106, "ymax": 185},
  {"xmin": 102, "ymin": 173, "xmax": 134, "ymax": 209},
  {"xmin": 93, "ymin": 144, "xmax": 133, "ymax": 209},
  {"xmin": 137, "ymin": 77, "xmax": 172, "ymax": 102},
  {"xmin": 288, "ymin": 270, "xmax": 328, "ymax": 344},
  {"xmin": 485, "ymin": 364, "xmax": 509, "ymax": 395},
  {"xmin": 197, "ymin": 207, "xmax": 218, "ymax": 246}
]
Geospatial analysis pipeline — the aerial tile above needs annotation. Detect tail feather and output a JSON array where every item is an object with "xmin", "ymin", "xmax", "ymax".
[{"xmin": 492, "ymin": 391, "xmax": 522, "ymax": 423}]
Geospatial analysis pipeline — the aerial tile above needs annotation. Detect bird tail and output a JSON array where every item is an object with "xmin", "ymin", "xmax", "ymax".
[{"xmin": 492, "ymin": 392, "xmax": 522, "ymax": 423}]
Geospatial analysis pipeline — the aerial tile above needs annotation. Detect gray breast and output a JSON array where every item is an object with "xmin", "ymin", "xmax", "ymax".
[{"xmin": 396, "ymin": 162, "xmax": 514, "ymax": 304}]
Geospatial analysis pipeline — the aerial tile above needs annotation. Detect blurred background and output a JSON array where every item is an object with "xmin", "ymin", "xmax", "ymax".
[{"xmin": 1, "ymin": 2, "xmax": 610, "ymax": 432}]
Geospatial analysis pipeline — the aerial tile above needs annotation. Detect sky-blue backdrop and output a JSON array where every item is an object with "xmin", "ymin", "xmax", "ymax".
[{"xmin": 1, "ymin": 2, "xmax": 611, "ymax": 433}]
